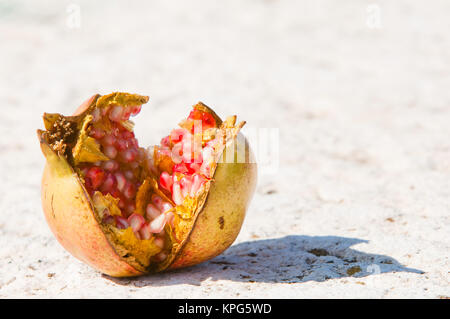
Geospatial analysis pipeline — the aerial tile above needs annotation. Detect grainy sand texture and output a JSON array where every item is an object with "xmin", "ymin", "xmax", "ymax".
[{"xmin": 0, "ymin": 0, "xmax": 449, "ymax": 298}]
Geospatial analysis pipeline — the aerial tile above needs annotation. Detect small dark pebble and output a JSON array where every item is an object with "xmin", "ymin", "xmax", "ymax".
[
  {"xmin": 308, "ymin": 249, "xmax": 329, "ymax": 257},
  {"xmin": 347, "ymin": 266, "xmax": 362, "ymax": 276},
  {"xmin": 344, "ymin": 258, "xmax": 357, "ymax": 263},
  {"xmin": 211, "ymin": 261, "xmax": 235, "ymax": 265}
]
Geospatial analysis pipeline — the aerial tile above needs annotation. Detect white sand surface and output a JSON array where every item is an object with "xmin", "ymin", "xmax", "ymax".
[{"xmin": 0, "ymin": 0, "xmax": 448, "ymax": 298}]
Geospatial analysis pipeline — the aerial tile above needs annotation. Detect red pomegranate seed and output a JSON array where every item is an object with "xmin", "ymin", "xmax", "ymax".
[
  {"xmin": 200, "ymin": 165, "xmax": 211, "ymax": 178},
  {"xmin": 170, "ymin": 128, "xmax": 189, "ymax": 144},
  {"xmin": 151, "ymin": 195, "xmax": 163, "ymax": 206},
  {"xmin": 180, "ymin": 176, "xmax": 192, "ymax": 198},
  {"xmin": 130, "ymin": 105, "xmax": 142, "ymax": 116},
  {"xmin": 182, "ymin": 150, "xmax": 193, "ymax": 163},
  {"xmin": 118, "ymin": 198, "xmax": 126, "ymax": 209},
  {"xmin": 190, "ymin": 174, "xmax": 205, "ymax": 197},
  {"xmin": 103, "ymin": 160, "xmax": 119, "ymax": 172},
  {"xmin": 129, "ymin": 138, "xmax": 139, "ymax": 148},
  {"xmin": 149, "ymin": 213, "xmax": 167, "ymax": 233},
  {"xmin": 130, "ymin": 161, "xmax": 139, "ymax": 169},
  {"xmin": 109, "ymin": 105, "xmax": 124, "ymax": 122},
  {"xmin": 159, "ymin": 171, "xmax": 173, "ymax": 191},
  {"xmin": 191, "ymin": 148, "xmax": 204, "ymax": 165},
  {"xmin": 161, "ymin": 202, "xmax": 173, "ymax": 213},
  {"xmin": 120, "ymin": 148, "xmax": 137, "ymax": 163},
  {"xmin": 89, "ymin": 127, "xmax": 105, "ymax": 139},
  {"xmin": 202, "ymin": 112, "xmax": 216, "ymax": 130},
  {"xmin": 173, "ymin": 162, "xmax": 189, "ymax": 174},
  {"xmin": 182, "ymin": 138, "xmax": 198, "ymax": 160},
  {"xmin": 139, "ymin": 223, "xmax": 152, "ymax": 240},
  {"xmin": 114, "ymin": 172, "xmax": 126, "ymax": 192},
  {"xmin": 122, "ymin": 107, "xmax": 132, "ymax": 120},
  {"xmin": 188, "ymin": 109, "xmax": 216, "ymax": 130},
  {"xmin": 84, "ymin": 179, "xmax": 94, "ymax": 193},
  {"xmin": 111, "ymin": 127, "xmax": 121, "ymax": 137},
  {"xmin": 187, "ymin": 162, "xmax": 202, "ymax": 174},
  {"xmin": 151, "ymin": 196, "xmax": 172, "ymax": 213},
  {"xmin": 102, "ymin": 134, "xmax": 116, "ymax": 146},
  {"xmin": 104, "ymin": 145, "xmax": 118, "ymax": 159},
  {"xmin": 154, "ymin": 237, "xmax": 164, "ymax": 249},
  {"xmin": 115, "ymin": 216, "xmax": 129, "ymax": 229},
  {"xmin": 100, "ymin": 173, "xmax": 117, "ymax": 193},
  {"xmin": 86, "ymin": 167, "xmax": 105, "ymax": 190},
  {"xmin": 146, "ymin": 203, "xmax": 161, "ymax": 220},
  {"xmin": 123, "ymin": 182, "xmax": 137, "ymax": 199},
  {"xmin": 171, "ymin": 143, "xmax": 183, "ymax": 164},
  {"xmin": 115, "ymin": 139, "xmax": 128, "ymax": 151},
  {"xmin": 172, "ymin": 181, "xmax": 183, "ymax": 205},
  {"xmin": 125, "ymin": 202, "xmax": 136, "ymax": 216},
  {"xmin": 160, "ymin": 136, "xmax": 171, "ymax": 148},
  {"xmin": 107, "ymin": 186, "xmax": 119, "ymax": 197},
  {"xmin": 121, "ymin": 130, "xmax": 134, "ymax": 139},
  {"xmin": 128, "ymin": 213, "xmax": 145, "ymax": 232},
  {"xmin": 188, "ymin": 109, "xmax": 203, "ymax": 121},
  {"xmin": 123, "ymin": 171, "xmax": 134, "ymax": 181},
  {"xmin": 202, "ymin": 146, "xmax": 214, "ymax": 163}
]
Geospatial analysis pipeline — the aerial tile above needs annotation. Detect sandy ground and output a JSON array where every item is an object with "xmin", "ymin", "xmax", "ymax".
[{"xmin": 0, "ymin": 0, "xmax": 449, "ymax": 298}]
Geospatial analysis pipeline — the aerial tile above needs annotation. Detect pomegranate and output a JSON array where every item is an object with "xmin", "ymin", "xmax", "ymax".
[{"xmin": 37, "ymin": 92, "xmax": 257, "ymax": 277}]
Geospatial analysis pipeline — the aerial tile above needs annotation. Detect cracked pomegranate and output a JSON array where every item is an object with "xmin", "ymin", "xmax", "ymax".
[{"xmin": 37, "ymin": 92, "xmax": 257, "ymax": 277}]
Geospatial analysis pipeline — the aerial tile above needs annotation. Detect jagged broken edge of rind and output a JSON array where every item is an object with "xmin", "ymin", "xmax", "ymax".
[
  {"xmin": 38, "ymin": 92, "xmax": 153, "ymax": 274},
  {"xmin": 155, "ymin": 102, "xmax": 245, "ymax": 272}
]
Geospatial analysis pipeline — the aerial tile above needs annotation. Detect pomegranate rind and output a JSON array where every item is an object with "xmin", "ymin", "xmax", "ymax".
[
  {"xmin": 38, "ymin": 141, "xmax": 144, "ymax": 277},
  {"xmin": 73, "ymin": 93, "xmax": 149, "ymax": 117},
  {"xmin": 38, "ymin": 93, "xmax": 257, "ymax": 277},
  {"xmin": 72, "ymin": 115, "xmax": 110, "ymax": 165}
]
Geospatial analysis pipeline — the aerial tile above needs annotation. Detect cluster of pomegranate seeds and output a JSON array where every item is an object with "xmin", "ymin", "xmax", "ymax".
[
  {"xmin": 186, "ymin": 109, "xmax": 216, "ymax": 130},
  {"xmin": 154, "ymin": 109, "xmax": 217, "ymax": 206},
  {"xmin": 82, "ymin": 105, "xmax": 142, "ymax": 216},
  {"xmin": 78, "ymin": 106, "xmax": 220, "ymax": 263},
  {"xmin": 79, "ymin": 104, "xmax": 170, "ymax": 260}
]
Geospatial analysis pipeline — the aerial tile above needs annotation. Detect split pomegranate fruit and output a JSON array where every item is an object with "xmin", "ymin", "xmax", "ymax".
[{"xmin": 37, "ymin": 92, "xmax": 257, "ymax": 277}]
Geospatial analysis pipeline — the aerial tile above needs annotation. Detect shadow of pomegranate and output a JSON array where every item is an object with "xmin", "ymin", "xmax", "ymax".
[{"xmin": 104, "ymin": 235, "xmax": 424, "ymax": 286}]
